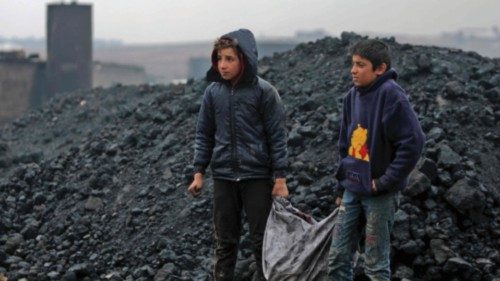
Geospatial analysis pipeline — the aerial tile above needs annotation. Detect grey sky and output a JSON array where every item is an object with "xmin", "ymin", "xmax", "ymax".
[{"xmin": 1, "ymin": 0, "xmax": 499, "ymax": 44}]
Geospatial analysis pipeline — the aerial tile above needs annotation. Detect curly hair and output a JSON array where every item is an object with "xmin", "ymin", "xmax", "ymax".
[{"xmin": 213, "ymin": 36, "xmax": 239, "ymax": 52}]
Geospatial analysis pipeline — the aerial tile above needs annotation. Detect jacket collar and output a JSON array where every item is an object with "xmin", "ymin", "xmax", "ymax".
[{"xmin": 356, "ymin": 68, "xmax": 398, "ymax": 95}]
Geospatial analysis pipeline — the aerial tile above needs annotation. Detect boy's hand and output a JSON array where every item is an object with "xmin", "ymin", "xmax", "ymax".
[
  {"xmin": 371, "ymin": 180, "xmax": 377, "ymax": 193},
  {"xmin": 335, "ymin": 197, "xmax": 342, "ymax": 206},
  {"xmin": 272, "ymin": 178, "xmax": 289, "ymax": 197},
  {"xmin": 188, "ymin": 173, "xmax": 203, "ymax": 197}
]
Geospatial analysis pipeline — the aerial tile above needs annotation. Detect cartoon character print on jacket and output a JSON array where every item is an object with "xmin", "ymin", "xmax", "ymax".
[{"xmin": 348, "ymin": 124, "xmax": 370, "ymax": 162}]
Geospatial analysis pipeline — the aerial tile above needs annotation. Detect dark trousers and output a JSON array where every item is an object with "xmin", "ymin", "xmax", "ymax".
[{"xmin": 213, "ymin": 179, "xmax": 273, "ymax": 281}]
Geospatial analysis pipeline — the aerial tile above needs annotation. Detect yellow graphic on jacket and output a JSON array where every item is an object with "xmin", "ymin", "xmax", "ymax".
[{"xmin": 349, "ymin": 124, "xmax": 370, "ymax": 161}]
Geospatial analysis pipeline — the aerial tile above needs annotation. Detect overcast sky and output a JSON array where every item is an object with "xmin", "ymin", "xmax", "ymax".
[{"xmin": 1, "ymin": 0, "xmax": 499, "ymax": 44}]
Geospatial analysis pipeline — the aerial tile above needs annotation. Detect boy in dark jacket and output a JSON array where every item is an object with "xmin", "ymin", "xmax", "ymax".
[
  {"xmin": 328, "ymin": 39, "xmax": 425, "ymax": 280},
  {"xmin": 187, "ymin": 28, "xmax": 289, "ymax": 281}
]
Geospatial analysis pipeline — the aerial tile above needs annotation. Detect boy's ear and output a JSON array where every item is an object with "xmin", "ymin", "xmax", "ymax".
[{"xmin": 374, "ymin": 63, "xmax": 387, "ymax": 75}]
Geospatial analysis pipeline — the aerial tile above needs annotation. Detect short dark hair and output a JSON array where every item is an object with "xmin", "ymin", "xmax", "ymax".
[{"xmin": 350, "ymin": 39, "xmax": 391, "ymax": 70}]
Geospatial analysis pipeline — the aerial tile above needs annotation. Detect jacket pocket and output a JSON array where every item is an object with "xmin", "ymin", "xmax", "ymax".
[
  {"xmin": 210, "ymin": 146, "xmax": 225, "ymax": 168},
  {"xmin": 338, "ymin": 156, "xmax": 372, "ymax": 195},
  {"xmin": 255, "ymin": 143, "xmax": 270, "ymax": 164},
  {"xmin": 246, "ymin": 143, "xmax": 269, "ymax": 166}
]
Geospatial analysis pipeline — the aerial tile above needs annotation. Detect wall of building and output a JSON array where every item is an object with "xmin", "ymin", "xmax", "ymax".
[
  {"xmin": 93, "ymin": 62, "xmax": 148, "ymax": 88},
  {"xmin": 0, "ymin": 60, "xmax": 45, "ymax": 123},
  {"xmin": 0, "ymin": 58, "xmax": 147, "ymax": 124}
]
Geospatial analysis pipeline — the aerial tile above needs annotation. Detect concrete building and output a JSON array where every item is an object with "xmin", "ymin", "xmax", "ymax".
[
  {"xmin": 0, "ymin": 50, "xmax": 46, "ymax": 123},
  {"xmin": 46, "ymin": 2, "xmax": 92, "ymax": 96},
  {"xmin": 93, "ymin": 61, "xmax": 148, "ymax": 88},
  {"xmin": 0, "ymin": 50, "xmax": 147, "ymax": 124},
  {"xmin": 0, "ymin": 3, "xmax": 150, "ymax": 124}
]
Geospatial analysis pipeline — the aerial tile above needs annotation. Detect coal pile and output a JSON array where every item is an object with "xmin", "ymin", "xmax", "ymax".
[{"xmin": 0, "ymin": 32, "xmax": 499, "ymax": 280}]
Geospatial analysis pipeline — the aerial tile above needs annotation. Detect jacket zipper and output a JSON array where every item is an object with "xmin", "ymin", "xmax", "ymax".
[{"xmin": 229, "ymin": 88, "xmax": 240, "ymax": 181}]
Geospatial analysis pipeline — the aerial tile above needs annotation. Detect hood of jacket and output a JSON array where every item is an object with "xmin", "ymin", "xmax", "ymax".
[
  {"xmin": 206, "ymin": 28, "xmax": 258, "ymax": 85},
  {"xmin": 356, "ymin": 68, "xmax": 398, "ymax": 95}
]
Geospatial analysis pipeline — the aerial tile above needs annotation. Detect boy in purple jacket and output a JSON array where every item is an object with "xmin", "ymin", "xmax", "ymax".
[{"xmin": 328, "ymin": 39, "xmax": 425, "ymax": 280}]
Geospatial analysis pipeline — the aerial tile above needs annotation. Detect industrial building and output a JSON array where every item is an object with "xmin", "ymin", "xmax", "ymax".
[
  {"xmin": 0, "ymin": 2, "xmax": 147, "ymax": 124},
  {"xmin": 0, "ymin": 50, "xmax": 46, "ymax": 123},
  {"xmin": 46, "ymin": 2, "xmax": 93, "ymax": 97}
]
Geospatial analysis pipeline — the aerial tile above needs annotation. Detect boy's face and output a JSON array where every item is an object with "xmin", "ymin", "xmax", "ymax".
[
  {"xmin": 351, "ymin": 55, "xmax": 386, "ymax": 87},
  {"xmin": 217, "ymin": 47, "xmax": 241, "ymax": 84}
]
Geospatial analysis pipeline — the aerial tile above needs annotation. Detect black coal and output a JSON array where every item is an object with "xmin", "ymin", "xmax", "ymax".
[{"xmin": 0, "ymin": 32, "xmax": 499, "ymax": 281}]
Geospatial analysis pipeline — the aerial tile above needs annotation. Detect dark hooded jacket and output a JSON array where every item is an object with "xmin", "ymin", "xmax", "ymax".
[{"xmin": 193, "ymin": 29, "xmax": 287, "ymax": 181}]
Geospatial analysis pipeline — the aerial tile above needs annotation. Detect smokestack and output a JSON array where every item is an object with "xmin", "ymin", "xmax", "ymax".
[{"xmin": 46, "ymin": 2, "xmax": 92, "ymax": 97}]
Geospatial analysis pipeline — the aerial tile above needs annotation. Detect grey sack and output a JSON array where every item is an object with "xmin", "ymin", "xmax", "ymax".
[{"xmin": 262, "ymin": 197, "xmax": 338, "ymax": 281}]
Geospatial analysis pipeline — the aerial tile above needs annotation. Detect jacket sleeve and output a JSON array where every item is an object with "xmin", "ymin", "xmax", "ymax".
[
  {"xmin": 193, "ymin": 86, "xmax": 215, "ymax": 174},
  {"xmin": 261, "ymin": 85, "xmax": 288, "ymax": 178},
  {"xmin": 375, "ymin": 97, "xmax": 425, "ymax": 193},
  {"xmin": 334, "ymin": 93, "xmax": 350, "ymax": 195},
  {"xmin": 338, "ymin": 94, "xmax": 350, "ymax": 162}
]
